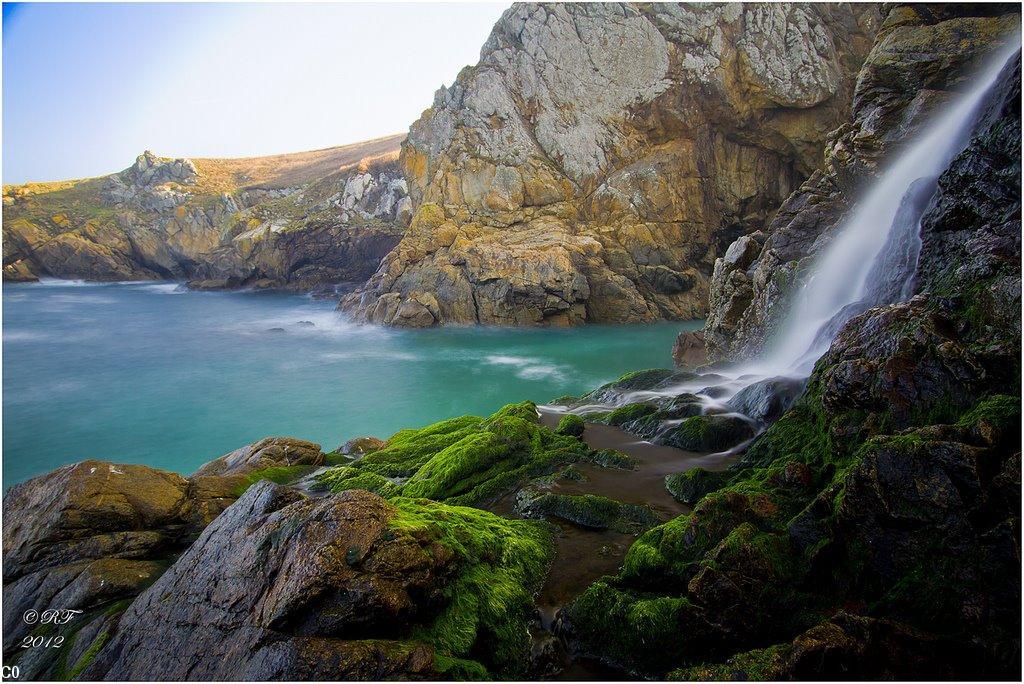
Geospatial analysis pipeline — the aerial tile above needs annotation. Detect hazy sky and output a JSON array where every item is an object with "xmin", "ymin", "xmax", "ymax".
[{"xmin": 2, "ymin": 2, "xmax": 508, "ymax": 184}]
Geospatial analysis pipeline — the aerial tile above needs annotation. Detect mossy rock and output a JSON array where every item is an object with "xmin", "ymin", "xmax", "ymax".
[
  {"xmin": 665, "ymin": 468, "xmax": 730, "ymax": 505},
  {"xmin": 388, "ymin": 497, "xmax": 554, "ymax": 678},
  {"xmin": 314, "ymin": 402, "xmax": 590, "ymax": 507},
  {"xmin": 230, "ymin": 464, "xmax": 315, "ymax": 497},
  {"xmin": 584, "ymin": 448, "xmax": 638, "ymax": 470},
  {"xmin": 317, "ymin": 467, "xmax": 400, "ymax": 497},
  {"xmin": 662, "ymin": 414, "xmax": 755, "ymax": 452},
  {"xmin": 515, "ymin": 490, "xmax": 659, "ymax": 533},
  {"xmin": 559, "ymin": 581, "xmax": 707, "ymax": 676},
  {"xmin": 556, "ymin": 413, "xmax": 585, "ymax": 437}
]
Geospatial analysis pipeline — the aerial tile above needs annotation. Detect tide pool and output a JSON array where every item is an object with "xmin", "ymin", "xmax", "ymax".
[{"xmin": 2, "ymin": 280, "xmax": 698, "ymax": 485}]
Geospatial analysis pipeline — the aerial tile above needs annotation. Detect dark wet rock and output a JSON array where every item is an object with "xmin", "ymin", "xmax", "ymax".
[
  {"xmin": 672, "ymin": 612, "xmax": 984, "ymax": 680},
  {"xmin": 1, "ymin": 459, "xmax": 248, "ymax": 676},
  {"xmin": 86, "ymin": 485, "xmax": 443, "ymax": 680},
  {"xmin": 672, "ymin": 330, "xmax": 708, "ymax": 370},
  {"xmin": 193, "ymin": 436, "xmax": 324, "ymax": 477},
  {"xmin": 660, "ymin": 414, "xmax": 755, "ymax": 452},
  {"xmin": 725, "ymin": 376, "xmax": 805, "ymax": 424},
  {"xmin": 580, "ymin": 368, "xmax": 693, "ymax": 404},
  {"xmin": 665, "ymin": 468, "xmax": 730, "ymax": 505},
  {"xmin": 515, "ymin": 489, "xmax": 659, "ymax": 534}
]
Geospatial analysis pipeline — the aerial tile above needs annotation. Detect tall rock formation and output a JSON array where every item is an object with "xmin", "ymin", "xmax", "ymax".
[
  {"xmin": 343, "ymin": 2, "xmax": 881, "ymax": 327},
  {"xmin": 702, "ymin": 4, "xmax": 1021, "ymax": 360},
  {"xmin": 2, "ymin": 136, "xmax": 410, "ymax": 291}
]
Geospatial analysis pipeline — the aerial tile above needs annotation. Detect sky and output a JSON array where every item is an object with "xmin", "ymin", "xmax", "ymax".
[{"xmin": 1, "ymin": 2, "xmax": 508, "ymax": 184}]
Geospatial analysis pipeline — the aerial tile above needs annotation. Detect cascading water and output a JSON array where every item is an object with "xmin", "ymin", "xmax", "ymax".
[
  {"xmin": 549, "ymin": 43, "xmax": 1021, "ymax": 437},
  {"xmin": 759, "ymin": 43, "xmax": 1020, "ymax": 378}
]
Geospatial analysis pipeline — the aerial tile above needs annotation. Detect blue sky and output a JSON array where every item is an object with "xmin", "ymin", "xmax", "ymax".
[{"xmin": 2, "ymin": 2, "xmax": 508, "ymax": 184}]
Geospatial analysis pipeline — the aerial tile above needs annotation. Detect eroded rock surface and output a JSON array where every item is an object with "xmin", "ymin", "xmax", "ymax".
[{"xmin": 344, "ymin": 2, "xmax": 881, "ymax": 327}]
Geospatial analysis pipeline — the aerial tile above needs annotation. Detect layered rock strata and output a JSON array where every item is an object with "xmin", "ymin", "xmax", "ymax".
[{"xmin": 343, "ymin": 2, "xmax": 881, "ymax": 327}]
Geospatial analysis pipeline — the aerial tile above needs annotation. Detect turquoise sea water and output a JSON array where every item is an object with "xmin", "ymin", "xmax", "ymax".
[{"xmin": 2, "ymin": 280, "xmax": 698, "ymax": 486}]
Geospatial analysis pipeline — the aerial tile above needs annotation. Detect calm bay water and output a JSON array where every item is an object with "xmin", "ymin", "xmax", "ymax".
[{"xmin": 2, "ymin": 280, "xmax": 697, "ymax": 485}]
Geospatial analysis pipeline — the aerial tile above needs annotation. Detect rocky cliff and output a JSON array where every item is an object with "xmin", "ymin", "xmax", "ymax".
[
  {"xmin": 703, "ymin": 4, "xmax": 1020, "ymax": 360},
  {"xmin": 554, "ymin": 7, "xmax": 1021, "ymax": 679},
  {"xmin": 2, "ymin": 136, "xmax": 410, "ymax": 291},
  {"xmin": 341, "ymin": 2, "xmax": 882, "ymax": 327}
]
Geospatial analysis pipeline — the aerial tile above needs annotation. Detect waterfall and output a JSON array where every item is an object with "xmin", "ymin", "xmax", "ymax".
[
  {"xmin": 759, "ymin": 43, "xmax": 1021, "ymax": 377},
  {"xmin": 550, "ymin": 43, "xmax": 1020, "ymax": 428}
]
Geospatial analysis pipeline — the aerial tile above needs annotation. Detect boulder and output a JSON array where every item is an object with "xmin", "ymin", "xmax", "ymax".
[
  {"xmin": 672, "ymin": 330, "xmax": 708, "ymax": 370},
  {"xmin": 725, "ymin": 376, "xmax": 805, "ymax": 424},
  {"xmin": 84, "ymin": 484, "xmax": 554, "ymax": 680},
  {"xmin": 193, "ymin": 436, "xmax": 324, "ymax": 477},
  {"xmin": 661, "ymin": 414, "xmax": 756, "ymax": 452}
]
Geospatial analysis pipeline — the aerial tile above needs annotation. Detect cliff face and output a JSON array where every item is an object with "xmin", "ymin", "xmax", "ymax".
[
  {"xmin": 2, "ymin": 136, "xmax": 410, "ymax": 291},
  {"xmin": 703, "ymin": 4, "xmax": 1020, "ymax": 360},
  {"xmin": 558, "ymin": 34, "xmax": 1022, "ymax": 679},
  {"xmin": 342, "ymin": 2, "xmax": 881, "ymax": 327}
]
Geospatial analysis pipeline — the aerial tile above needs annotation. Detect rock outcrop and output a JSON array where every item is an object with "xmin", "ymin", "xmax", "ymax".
[
  {"xmin": 703, "ymin": 4, "xmax": 1020, "ymax": 359},
  {"xmin": 84, "ymin": 484, "xmax": 551, "ymax": 680},
  {"xmin": 2, "ymin": 136, "xmax": 408, "ymax": 292},
  {"xmin": 556, "ymin": 12, "xmax": 1021, "ymax": 678},
  {"xmin": 342, "ymin": 2, "xmax": 881, "ymax": 327}
]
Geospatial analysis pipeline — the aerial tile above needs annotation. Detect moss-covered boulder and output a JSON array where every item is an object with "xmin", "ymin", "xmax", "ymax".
[
  {"xmin": 665, "ymin": 468, "xmax": 731, "ymax": 505},
  {"xmin": 555, "ymin": 413, "xmax": 585, "ymax": 437},
  {"xmin": 515, "ymin": 490, "xmax": 659, "ymax": 533},
  {"xmin": 316, "ymin": 401, "xmax": 590, "ymax": 506},
  {"xmin": 662, "ymin": 414, "xmax": 756, "ymax": 452},
  {"xmin": 584, "ymin": 448, "xmax": 638, "ymax": 470}
]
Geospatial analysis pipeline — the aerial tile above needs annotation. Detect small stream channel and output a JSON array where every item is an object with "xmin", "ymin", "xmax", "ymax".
[{"xmin": 492, "ymin": 410, "xmax": 739, "ymax": 679}]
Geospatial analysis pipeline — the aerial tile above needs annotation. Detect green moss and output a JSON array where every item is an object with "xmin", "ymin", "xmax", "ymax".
[
  {"xmin": 315, "ymin": 402, "xmax": 589, "ymax": 506},
  {"xmin": 433, "ymin": 654, "xmax": 491, "ymax": 680},
  {"xmin": 562, "ymin": 581, "xmax": 700, "ymax": 675},
  {"xmin": 956, "ymin": 393, "xmax": 1021, "ymax": 446},
  {"xmin": 608, "ymin": 368, "xmax": 678, "ymax": 389},
  {"xmin": 517, "ymin": 491, "xmax": 659, "ymax": 533},
  {"xmin": 317, "ymin": 467, "xmax": 399, "ymax": 497},
  {"xmin": 665, "ymin": 468, "xmax": 730, "ymax": 505},
  {"xmin": 602, "ymin": 402, "xmax": 658, "ymax": 426},
  {"xmin": 358, "ymin": 415, "xmax": 484, "ymax": 478},
  {"xmin": 555, "ymin": 413, "xmax": 585, "ymax": 437},
  {"xmin": 584, "ymin": 448, "xmax": 638, "ymax": 470},
  {"xmin": 669, "ymin": 643, "xmax": 790, "ymax": 681},
  {"xmin": 663, "ymin": 414, "xmax": 754, "ymax": 452},
  {"xmin": 388, "ymin": 497, "xmax": 553, "ymax": 678},
  {"xmin": 231, "ymin": 464, "xmax": 315, "ymax": 497},
  {"xmin": 65, "ymin": 630, "xmax": 110, "ymax": 681},
  {"xmin": 324, "ymin": 451, "xmax": 355, "ymax": 466}
]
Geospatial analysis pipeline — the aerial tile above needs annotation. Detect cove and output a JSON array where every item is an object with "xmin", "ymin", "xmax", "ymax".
[{"xmin": 1, "ymin": 280, "xmax": 699, "ymax": 486}]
